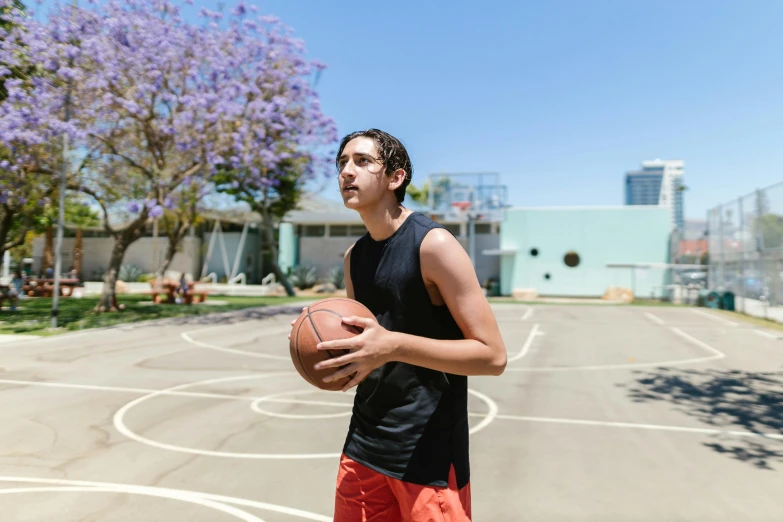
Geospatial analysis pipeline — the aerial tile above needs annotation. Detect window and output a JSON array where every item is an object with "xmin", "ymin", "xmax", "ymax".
[
  {"xmin": 329, "ymin": 225, "xmax": 348, "ymax": 237},
  {"xmin": 301, "ymin": 225, "xmax": 325, "ymax": 237},
  {"xmin": 349, "ymin": 225, "xmax": 367, "ymax": 236},
  {"xmin": 564, "ymin": 251, "xmax": 580, "ymax": 268},
  {"xmin": 443, "ymin": 224, "xmax": 461, "ymax": 236},
  {"xmin": 475, "ymin": 224, "xmax": 492, "ymax": 235},
  {"xmin": 530, "ymin": 248, "xmax": 539, "ymax": 257},
  {"xmin": 544, "ymin": 273, "xmax": 551, "ymax": 280}
]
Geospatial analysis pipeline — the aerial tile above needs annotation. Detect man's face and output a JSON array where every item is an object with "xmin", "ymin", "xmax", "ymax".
[{"xmin": 337, "ymin": 137, "xmax": 390, "ymax": 209}]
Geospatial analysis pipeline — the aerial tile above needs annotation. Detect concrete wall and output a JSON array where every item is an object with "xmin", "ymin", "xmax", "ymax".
[
  {"xmin": 299, "ymin": 236, "xmax": 358, "ymax": 279},
  {"xmin": 499, "ymin": 207, "xmax": 672, "ymax": 297},
  {"xmin": 202, "ymin": 231, "xmax": 260, "ymax": 282},
  {"xmin": 32, "ymin": 236, "xmax": 201, "ymax": 280},
  {"xmin": 280, "ymin": 222, "xmax": 500, "ymax": 284}
]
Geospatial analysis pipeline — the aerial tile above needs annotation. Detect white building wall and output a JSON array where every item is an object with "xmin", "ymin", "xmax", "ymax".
[{"xmin": 32, "ymin": 236, "xmax": 201, "ymax": 281}]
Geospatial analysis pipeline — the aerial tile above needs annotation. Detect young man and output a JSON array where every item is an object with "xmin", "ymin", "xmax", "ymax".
[{"xmin": 292, "ymin": 129, "xmax": 507, "ymax": 521}]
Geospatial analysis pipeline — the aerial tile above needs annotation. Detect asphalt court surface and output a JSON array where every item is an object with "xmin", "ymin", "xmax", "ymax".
[{"xmin": 0, "ymin": 303, "xmax": 781, "ymax": 521}]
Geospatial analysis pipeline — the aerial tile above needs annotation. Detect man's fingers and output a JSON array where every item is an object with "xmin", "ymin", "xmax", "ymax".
[{"xmin": 323, "ymin": 363, "xmax": 357, "ymax": 383}]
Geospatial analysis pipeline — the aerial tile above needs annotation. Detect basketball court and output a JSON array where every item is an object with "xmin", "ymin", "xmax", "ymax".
[{"xmin": 1, "ymin": 302, "xmax": 781, "ymax": 521}]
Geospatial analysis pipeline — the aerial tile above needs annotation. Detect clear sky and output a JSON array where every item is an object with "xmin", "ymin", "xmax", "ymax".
[{"xmin": 37, "ymin": 0, "xmax": 783, "ymax": 220}]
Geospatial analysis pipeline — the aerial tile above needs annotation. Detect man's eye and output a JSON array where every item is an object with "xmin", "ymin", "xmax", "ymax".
[{"xmin": 358, "ymin": 158, "xmax": 369, "ymax": 164}]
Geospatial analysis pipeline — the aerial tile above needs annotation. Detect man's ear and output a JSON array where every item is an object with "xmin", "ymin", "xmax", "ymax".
[{"xmin": 388, "ymin": 168, "xmax": 407, "ymax": 191}]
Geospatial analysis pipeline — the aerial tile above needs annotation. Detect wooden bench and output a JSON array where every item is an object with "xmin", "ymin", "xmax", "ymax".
[{"xmin": 148, "ymin": 280, "xmax": 208, "ymax": 305}]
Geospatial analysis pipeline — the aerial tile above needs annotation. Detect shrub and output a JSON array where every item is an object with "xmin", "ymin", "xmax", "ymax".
[
  {"xmin": 328, "ymin": 266, "xmax": 345, "ymax": 290},
  {"xmin": 289, "ymin": 265, "xmax": 317, "ymax": 290},
  {"xmin": 118, "ymin": 264, "xmax": 144, "ymax": 283}
]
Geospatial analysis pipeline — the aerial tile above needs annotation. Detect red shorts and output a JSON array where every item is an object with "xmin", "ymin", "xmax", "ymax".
[{"xmin": 334, "ymin": 454, "xmax": 472, "ymax": 522}]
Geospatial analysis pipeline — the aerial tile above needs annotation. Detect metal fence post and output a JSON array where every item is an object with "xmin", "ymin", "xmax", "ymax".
[
  {"xmin": 756, "ymin": 189, "xmax": 768, "ymax": 319},
  {"xmin": 738, "ymin": 197, "xmax": 745, "ymax": 313},
  {"xmin": 718, "ymin": 204, "xmax": 725, "ymax": 290}
]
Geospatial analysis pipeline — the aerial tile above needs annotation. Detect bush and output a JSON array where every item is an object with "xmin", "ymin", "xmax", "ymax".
[
  {"xmin": 136, "ymin": 273, "xmax": 156, "ymax": 283},
  {"xmin": 118, "ymin": 264, "xmax": 144, "ymax": 283},
  {"xmin": 289, "ymin": 265, "xmax": 318, "ymax": 290},
  {"xmin": 328, "ymin": 266, "xmax": 345, "ymax": 290},
  {"xmin": 90, "ymin": 267, "xmax": 106, "ymax": 282}
]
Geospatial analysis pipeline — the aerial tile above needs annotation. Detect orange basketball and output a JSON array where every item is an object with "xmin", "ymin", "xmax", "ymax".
[{"xmin": 289, "ymin": 298, "xmax": 376, "ymax": 391}]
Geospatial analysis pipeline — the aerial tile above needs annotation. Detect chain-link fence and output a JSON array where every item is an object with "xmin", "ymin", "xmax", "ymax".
[{"xmin": 708, "ymin": 181, "xmax": 783, "ymax": 320}]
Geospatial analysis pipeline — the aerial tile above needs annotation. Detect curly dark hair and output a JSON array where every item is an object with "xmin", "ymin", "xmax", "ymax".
[{"xmin": 335, "ymin": 129, "xmax": 412, "ymax": 203}]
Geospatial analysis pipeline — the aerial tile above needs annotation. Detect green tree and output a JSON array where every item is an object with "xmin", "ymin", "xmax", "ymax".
[{"xmin": 214, "ymin": 160, "xmax": 307, "ymax": 296}]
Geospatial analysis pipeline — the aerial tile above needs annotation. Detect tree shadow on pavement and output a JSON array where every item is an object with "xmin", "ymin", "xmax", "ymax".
[
  {"xmin": 116, "ymin": 304, "xmax": 309, "ymax": 330},
  {"xmin": 620, "ymin": 367, "xmax": 783, "ymax": 470}
]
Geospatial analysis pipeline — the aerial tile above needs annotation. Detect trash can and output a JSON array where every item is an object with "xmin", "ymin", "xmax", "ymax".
[
  {"xmin": 720, "ymin": 291, "xmax": 735, "ymax": 312},
  {"xmin": 701, "ymin": 290, "xmax": 721, "ymax": 309}
]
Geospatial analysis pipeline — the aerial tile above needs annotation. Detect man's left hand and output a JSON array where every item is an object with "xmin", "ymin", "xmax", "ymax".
[{"xmin": 315, "ymin": 316, "xmax": 396, "ymax": 392}]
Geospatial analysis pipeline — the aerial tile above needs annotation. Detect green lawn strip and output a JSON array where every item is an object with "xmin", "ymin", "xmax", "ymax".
[{"xmin": 0, "ymin": 295, "xmax": 314, "ymax": 335}]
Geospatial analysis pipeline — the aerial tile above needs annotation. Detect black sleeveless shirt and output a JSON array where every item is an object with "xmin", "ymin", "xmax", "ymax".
[{"xmin": 343, "ymin": 212, "xmax": 470, "ymax": 489}]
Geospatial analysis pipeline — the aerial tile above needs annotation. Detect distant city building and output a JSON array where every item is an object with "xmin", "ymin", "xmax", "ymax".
[{"xmin": 625, "ymin": 159, "xmax": 684, "ymax": 230}]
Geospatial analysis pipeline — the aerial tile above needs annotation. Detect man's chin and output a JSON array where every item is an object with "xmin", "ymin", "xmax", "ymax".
[{"xmin": 342, "ymin": 195, "xmax": 361, "ymax": 209}]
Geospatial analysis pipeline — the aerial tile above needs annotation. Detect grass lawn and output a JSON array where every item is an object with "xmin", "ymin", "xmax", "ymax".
[{"xmin": 0, "ymin": 294, "xmax": 314, "ymax": 336}]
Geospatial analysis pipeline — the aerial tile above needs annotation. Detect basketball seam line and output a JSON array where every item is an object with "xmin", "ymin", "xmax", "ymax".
[
  {"xmin": 294, "ymin": 314, "xmax": 317, "ymax": 387},
  {"xmin": 309, "ymin": 309, "xmax": 355, "ymax": 359}
]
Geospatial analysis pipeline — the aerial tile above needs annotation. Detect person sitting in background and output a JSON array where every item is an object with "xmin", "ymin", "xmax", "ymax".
[
  {"xmin": 8, "ymin": 270, "xmax": 24, "ymax": 311},
  {"xmin": 176, "ymin": 273, "xmax": 189, "ymax": 304}
]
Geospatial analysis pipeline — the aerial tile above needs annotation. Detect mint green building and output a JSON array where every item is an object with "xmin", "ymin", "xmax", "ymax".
[{"xmin": 495, "ymin": 206, "xmax": 673, "ymax": 298}]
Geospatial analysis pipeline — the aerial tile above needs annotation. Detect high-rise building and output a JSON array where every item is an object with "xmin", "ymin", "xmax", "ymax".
[{"xmin": 625, "ymin": 159, "xmax": 684, "ymax": 230}]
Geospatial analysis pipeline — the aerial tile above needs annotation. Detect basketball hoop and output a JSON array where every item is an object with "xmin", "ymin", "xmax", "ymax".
[{"xmin": 450, "ymin": 201, "xmax": 472, "ymax": 223}]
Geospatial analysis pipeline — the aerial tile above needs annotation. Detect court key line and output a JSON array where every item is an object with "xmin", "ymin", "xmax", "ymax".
[
  {"xmin": 466, "ymin": 412, "xmax": 783, "ymax": 440},
  {"xmin": 691, "ymin": 309, "xmax": 738, "ymax": 327},
  {"xmin": 507, "ymin": 324, "xmax": 542, "ymax": 362},
  {"xmin": 0, "ymin": 477, "xmax": 331, "ymax": 522},
  {"xmin": 505, "ymin": 321, "xmax": 725, "ymax": 372},
  {"xmin": 754, "ymin": 330, "xmax": 779, "ymax": 340},
  {"xmin": 643, "ymin": 312, "xmax": 665, "ymax": 325},
  {"xmin": 180, "ymin": 332, "xmax": 290, "ymax": 361}
]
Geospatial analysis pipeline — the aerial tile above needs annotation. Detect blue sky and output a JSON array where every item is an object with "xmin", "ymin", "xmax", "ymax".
[{"xmin": 38, "ymin": 0, "xmax": 783, "ymax": 220}]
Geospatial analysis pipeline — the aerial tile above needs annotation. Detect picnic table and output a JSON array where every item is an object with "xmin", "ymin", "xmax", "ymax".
[
  {"xmin": 148, "ymin": 279, "xmax": 209, "ymax": 305},
  {"xmin": 23, "ymin": 278, "xmax": 81, "ymax": 298}
]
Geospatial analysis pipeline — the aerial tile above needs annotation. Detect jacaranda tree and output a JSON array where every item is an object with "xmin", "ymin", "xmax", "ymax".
[{"xmin": 1, "ymin": 0, "xmax": 335, "ymax": 311}]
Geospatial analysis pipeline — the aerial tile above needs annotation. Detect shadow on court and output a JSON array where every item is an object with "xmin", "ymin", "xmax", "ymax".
[
  {"xmin": 118, "ymin": 304, "xmax": 308, "ymax": 330},
  {"xmin": 621, "ymin": 367, "xmax": 783, "ymax": 470}
]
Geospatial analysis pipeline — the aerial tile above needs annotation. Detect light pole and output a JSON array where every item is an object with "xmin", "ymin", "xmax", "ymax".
[{"xmin": 51, "ymin": 0, "xmax": 77, "ymax": 328}]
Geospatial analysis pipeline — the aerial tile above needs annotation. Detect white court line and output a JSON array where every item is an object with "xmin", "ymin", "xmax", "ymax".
[
  {"xmin": 0, "ymin": 486, "xmax": 265, "ymax": 522},
  {"xmin": 670, "ymin": 327, "xmax": 726, "ymax": 359},
  {"xmin": 180, "ymin": 332, "xmax": 289, "ymax": 361},
  {"xmin": 644, "ymin": 312, "xmax": 665, "ymax": 325},
  {"xmin": 467, "ymin": 412, "xmax": 783, "ymax": 440},
  {"xmin": 0, "ymin": 332, "xmax": 88, "ymax": 347},
  {"xmin": 754, "ymin": 330, "xmax": 779, "ymax": 340},
  {"xmin": 521, "ymin": 307, "xmax": 534, "ymax": 321},
  {"xmin": 507, "ymin": 324, "xmax": 541, "ymax": 362},
  {"xmin": 691, "ymin": 309, "xmax": 738, "ymax": 327},
  {"xmin": 0, "ymin": 378, "xmax": 355, "ymax": 408},
  {"xmin": 505, "ymin": 326, "xmax": 725, "ymax": 372},
  {"xmin": 0, "ymin": 477, "xmax": 331, "ymax": 521},
  {"xmin": 466, "ymin": 389, "xmax": 497, "ymax": 435}
]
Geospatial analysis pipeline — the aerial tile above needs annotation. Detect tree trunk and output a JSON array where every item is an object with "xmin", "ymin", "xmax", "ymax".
[
  {"xmin": 0, "ymin": 207, "xmax": 15, "ymax": 262},
  {"xmin": 95, "ymin": 217, "xmax": 148, "ymax": 312},
  {"xmin": 73, "ymin": 229, "xmax": 83, "ymax": 279},
  {"xmin": 159, "ymin": 220, "xmax": 189, "ymax": 277},
  {"xmin": 261, "ymin": 213, "xmax": 295, "ymax": 296},
  {"xmin": 96, "ymin": 236, "xmax": 128, "ymax": 312},
  {"xmin": 44, "ymin": 226, "xmax": 54, "ymax": 272}
]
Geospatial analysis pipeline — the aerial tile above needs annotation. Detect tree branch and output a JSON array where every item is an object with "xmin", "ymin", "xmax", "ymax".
[
  {"xmin": 71, "ymin": 183, "xmax": 116, "ymax": 236},
  {"xmin": 89, "ymin": 133, "xmax": 153, "ymax": 180}
]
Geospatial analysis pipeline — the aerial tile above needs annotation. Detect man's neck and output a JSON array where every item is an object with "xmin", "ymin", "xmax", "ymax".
[{"xmin": 358, "ymin": 200, "xmax": 413, "ymax": 242}]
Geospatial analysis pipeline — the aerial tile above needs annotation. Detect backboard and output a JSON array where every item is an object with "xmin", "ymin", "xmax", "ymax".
[{"xmin": 425, "ymin": 172, "xmax": 508, "ymax": 222}]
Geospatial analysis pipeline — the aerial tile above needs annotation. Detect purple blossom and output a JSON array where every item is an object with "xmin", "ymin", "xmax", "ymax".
[
  {"xmin": 127, "ymin": 201, "xmax": 142, "ymax": 213},
  {"xmin": 149, "ymin": 205, "xmax": 164, "ymax": 218}
]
